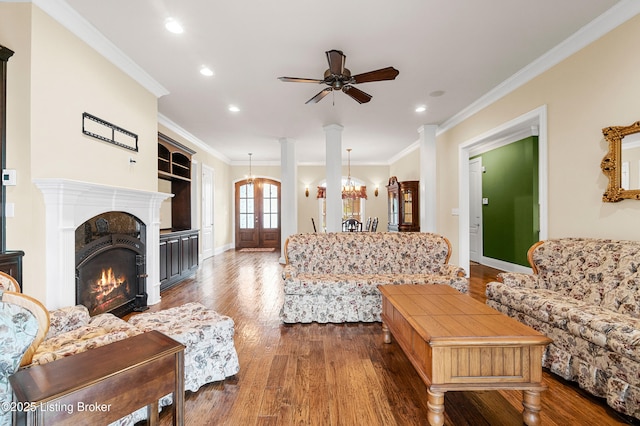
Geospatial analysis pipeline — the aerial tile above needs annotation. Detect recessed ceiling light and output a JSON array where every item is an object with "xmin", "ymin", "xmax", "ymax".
[
  {"xmin": 200, "ymin": 66, "xmax": 214, "ymax": 77},
  {"xmin": 415, "ymin": 105, "xmax": 427, "ymax": 113},
  {"xmin": 228, "ymin": 105, "xmax": 240, "ymax": 112},
  {"xmin": 164, "ymin": 18, "xmax": 184, "ymax": 34}
]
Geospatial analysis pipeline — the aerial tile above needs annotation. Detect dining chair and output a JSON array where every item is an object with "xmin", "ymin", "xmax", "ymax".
[{"xmin": 342, "ymin": 218, "xmax": 362, "ymax": 232}]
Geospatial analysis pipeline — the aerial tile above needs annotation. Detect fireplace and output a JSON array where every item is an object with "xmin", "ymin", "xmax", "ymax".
[
  {"xmin": 35, "ymin": 179, "xmax": 172, "ymax": 311},
  {"xmin": 75, "ymin": 212, "xmax": 148, "ymax": 316}
]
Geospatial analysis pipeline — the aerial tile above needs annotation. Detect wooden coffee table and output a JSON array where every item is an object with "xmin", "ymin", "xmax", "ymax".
[{"xmin": 379, "ymin": 284, "xmax": 552, "ymax": 426}]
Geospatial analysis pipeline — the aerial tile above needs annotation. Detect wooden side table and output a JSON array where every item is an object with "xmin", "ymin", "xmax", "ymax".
[{"xmin": 10, "ymin": 330, "xmax": 185, "ymax": 425}]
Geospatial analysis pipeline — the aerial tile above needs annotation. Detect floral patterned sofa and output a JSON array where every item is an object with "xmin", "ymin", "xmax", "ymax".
[
  {"xmin": 29, "ymin": 302, "xmax": 240, "ymax": 425},
  {"xmin": 485, "ymin": 238, "xmax": 640, "ymax": 420},
  {"xmin": 281, "ymin": 232, "xmax": 468, "ymax": 323}
]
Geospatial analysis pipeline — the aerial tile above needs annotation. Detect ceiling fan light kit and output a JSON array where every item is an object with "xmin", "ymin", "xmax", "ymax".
[{"xmin": 278, "ymin": 49, "xmax": 399, "ymax": 104}]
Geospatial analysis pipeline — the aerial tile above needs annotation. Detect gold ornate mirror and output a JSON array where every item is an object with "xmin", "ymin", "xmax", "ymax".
[{"xmin": 601, "ymin": 121, "xmax": 640, "ymax": 202}]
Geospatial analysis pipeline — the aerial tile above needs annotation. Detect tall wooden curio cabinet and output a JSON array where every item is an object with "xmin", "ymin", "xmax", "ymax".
[{"xmin": 386, "ymin": 176, "xmax": 420, "ymax": 232}]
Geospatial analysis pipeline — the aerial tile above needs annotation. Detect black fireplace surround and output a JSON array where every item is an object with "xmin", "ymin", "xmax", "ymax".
[{"xmin": 75, "ymin": 212, "xmax": 148, "ymax": 317}]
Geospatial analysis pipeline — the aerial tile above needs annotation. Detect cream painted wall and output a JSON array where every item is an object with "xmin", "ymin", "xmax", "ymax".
[
  {"xmin": 1, "ymin": 4, "xmax": 160, "ymax": 304},
  {"xmin": 297, "ymin": 164, "xmax": 389, "ymax": 233},
  {"xmin": 1, "ymin": 3, "xmax": 38, "ymax": 295},
  {"xmin": 29, "ymin": 7, "xmax": 158, "ymax": 189},
  {"xmin": 389, "ymin": 148, "xmax": 420, "ymax": 181},
  {"xmin": 398, "ymin": 13, "xmax": 640, "ymax": 265}
]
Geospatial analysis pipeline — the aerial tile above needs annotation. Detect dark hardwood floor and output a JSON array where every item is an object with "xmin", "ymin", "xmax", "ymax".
[{"xmin": 135, "ymin": 251, "xmax": 637, "ymax": 425}]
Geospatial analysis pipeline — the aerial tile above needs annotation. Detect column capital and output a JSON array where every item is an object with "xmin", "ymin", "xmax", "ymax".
[
  {"xmin": 323, "ymin": 124, "xmax": 344, "ymax": 134},
  {"xmin": 417, "ymin": 124, "xmax": 438, "ymax": 136}
]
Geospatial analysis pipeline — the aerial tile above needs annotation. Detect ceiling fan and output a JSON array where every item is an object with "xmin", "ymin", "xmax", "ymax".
[{"xmin": 278, "ymin": 49, "xmax": 399, "ymax": 104}]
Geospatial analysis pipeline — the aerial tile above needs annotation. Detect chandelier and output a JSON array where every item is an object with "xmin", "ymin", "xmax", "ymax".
[
  {"xmin": 246, "ymin": 152, "xmax": 254, "ymax": 185},
  {"xmin": 343, "ymin": 148, "xmax": 365, "ymax": 200}
]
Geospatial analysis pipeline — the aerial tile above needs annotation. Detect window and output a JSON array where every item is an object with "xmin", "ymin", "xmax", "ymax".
[
  {"xmin": 262, "ymin": 183, "xmax": 278, "ymax": 229},
  {"xmin": 238, "ymin": 183, "xmax": 254, "ymax": 229}
]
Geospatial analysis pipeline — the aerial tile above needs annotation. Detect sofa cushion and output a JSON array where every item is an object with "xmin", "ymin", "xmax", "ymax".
[
  {"xmin": 531, "ymin": 238, "xmax": 640, "ymax": 314},
  {"xmin": 285, "ymin": 273, "xmax": 468, "ymax": 296},
  {"xmin": 286, "ymin": 232, "xmax": 454, "ymax": 275},
  {"xmin": 33, "ymin": 313, "xmax": 140, "ymax": 365},
  {"xmin": 487, "ymin": 281, "xmax": 640, "ymax": 363}
]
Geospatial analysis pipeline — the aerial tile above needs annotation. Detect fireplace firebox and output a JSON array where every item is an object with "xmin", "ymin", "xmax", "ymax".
[{"xmin": 75, "ymin": 212, "xmax": 148, "ymax": 317}]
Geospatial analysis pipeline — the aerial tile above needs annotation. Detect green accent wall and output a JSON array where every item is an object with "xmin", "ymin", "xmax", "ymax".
[{"xmin": 472, "ymin": 137, "xmax": 539, "ymax": 266}]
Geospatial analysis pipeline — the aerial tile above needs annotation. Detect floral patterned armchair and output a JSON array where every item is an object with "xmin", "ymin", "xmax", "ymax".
[
  {"xmin": 281, "ymin": 232, "xmax": 468, "ymax": 323},
  {"xmin": 0, "ymin": 290, "xmax": 48, "ymax": 426},
  {"xmin": 486, "ymin": 238, "xmax": 640, "ymax": 420}
]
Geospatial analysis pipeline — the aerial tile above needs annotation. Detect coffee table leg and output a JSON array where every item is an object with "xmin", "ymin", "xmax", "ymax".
[
  {"xmin": 382, "ymin": 322, "xmax": 391, "ymax": 344},
  {"xmin": 522, "ymin": 390, "xmax": 542, "ymax": 426},
  {"xmin": 427, "ymin": 388, "xmax": 445, "ymax": 426}
]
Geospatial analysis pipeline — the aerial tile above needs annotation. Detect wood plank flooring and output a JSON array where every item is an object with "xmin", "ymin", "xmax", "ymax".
[{"xmin": 135, "ymin": 251, "xmax": 638, "ymax": 425}]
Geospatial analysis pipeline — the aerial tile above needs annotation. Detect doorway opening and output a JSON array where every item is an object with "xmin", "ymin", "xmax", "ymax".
[
  {"xmin": 235, "ymin": 178, "xmax": 281, "ymax": 249},
  {"xmin": 458, "ymin": 105, "xmax": 548, "ymax": 276}
]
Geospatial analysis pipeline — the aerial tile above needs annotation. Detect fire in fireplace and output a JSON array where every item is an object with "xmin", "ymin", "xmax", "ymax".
[{"xmin": 75, "ymin": 212, "xmax": 148, "ymax": 317}]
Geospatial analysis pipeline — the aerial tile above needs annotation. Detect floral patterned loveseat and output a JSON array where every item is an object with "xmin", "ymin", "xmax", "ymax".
[
  {"xmin": 485, "ymin": 238, "xmax": 640, "ymax": 420},
  {"xmin": 281, "ymin": 232, "xmax": 468, "ymax": 323}
]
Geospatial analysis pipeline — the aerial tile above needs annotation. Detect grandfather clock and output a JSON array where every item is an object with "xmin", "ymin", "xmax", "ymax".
[{"xmin": 0, "ymin": 44, "xmax": 24, "ymax": 285}]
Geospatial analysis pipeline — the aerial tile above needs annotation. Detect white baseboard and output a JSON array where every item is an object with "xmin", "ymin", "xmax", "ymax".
[
  {"xmin": 214, "ymin": 243, "xmax": 234, "ymax": 256},
  {"xmin": 480, "ymin": 256, "xmax": 533, "ymax": 275}
]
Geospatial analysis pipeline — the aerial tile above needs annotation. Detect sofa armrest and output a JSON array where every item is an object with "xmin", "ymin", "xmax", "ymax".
[
  {"xmin": 437, "ymin": 264, "xmax": 467, "ymax": 278},
  {"xmin": 497, "ymin": 272, "xmax": 540, "ymax": 288},
  {"xmin": 282, "ymin": 264, "xmax": 297, "ymax": 280},
  {"xmin": 46, "ymin": 305, "xmax": 90, "ymax": 339}
]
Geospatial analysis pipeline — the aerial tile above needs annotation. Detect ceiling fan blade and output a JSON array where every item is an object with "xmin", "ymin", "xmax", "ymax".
[
  {"xmin": 326, "ymin": 50, "xmax": 345, "ymax": 75},
  {"xmin": 342, "ymin": 86, "xmax": 372, "ymax": 104},
  {"xmin": 306, "ymin": 88, "xmax": 332, "ymax": 104},
  {"xmin": 278, "ymin": 76, "xmax": 324, "ymax": 83},
  {"xmin": 351, "ymin": 67, "xmax": 399, "ymax": 84}
]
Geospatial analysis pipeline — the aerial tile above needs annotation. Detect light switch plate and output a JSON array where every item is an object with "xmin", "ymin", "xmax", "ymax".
[
  {"xmin": 2, "ymin": 169, "xmax": 16, "ymax": 186},
  {"xmin": 482, "ymin": 198, "xmax": 489, "ymax": 205}
]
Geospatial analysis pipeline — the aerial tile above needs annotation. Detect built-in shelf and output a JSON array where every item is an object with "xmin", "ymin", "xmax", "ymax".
[{"xmin": 157, "ymin": 133, "xmax": 198, "ymax": 291}]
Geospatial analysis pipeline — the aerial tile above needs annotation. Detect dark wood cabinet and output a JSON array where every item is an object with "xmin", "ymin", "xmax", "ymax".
[
  {"xmin": 158, "ymin": 133, "xmax": 195, "ymax": 231},
  {"xmin": 0, "ymin": 250, "xmax": 24, "ymax": 287},
  {"xmin": 158, "ymin": 134, "xmax": 199, "ymax": 291},
  {"xmin": 386, "ymin": 177, "xmax": 420, "ymax": 232},
  {"xmin": 159, "ymin": 230, "xmax": 199, "ymax": 291}
]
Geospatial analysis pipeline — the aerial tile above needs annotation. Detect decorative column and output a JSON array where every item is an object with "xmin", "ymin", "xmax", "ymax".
[
  {"xmin": 279, "ymin": 137, "xmax": 297, "ymax": 263},
  {"xmin": 324, "ymin": 124, "xmax": 343, "ymax": 233},
  {"xmin": 419, "ymin": 125, "xmax": 438, "ymax": 233}
]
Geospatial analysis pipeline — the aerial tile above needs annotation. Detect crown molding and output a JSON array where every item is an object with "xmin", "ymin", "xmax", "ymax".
[
  {"xmin": 32, "ymin": 0, "xmax": 168, "ymax": 98},
  {"xmin": 438, "ymin": 0, "xmax": 640, "ymax": 135},
  {"xmin": 158, "ymin": 113, "xmax": 231, "ymax": 164}
]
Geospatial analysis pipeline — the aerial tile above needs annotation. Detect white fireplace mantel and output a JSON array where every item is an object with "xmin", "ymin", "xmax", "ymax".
[{"xmin": 34, "ymin": 178, "xmax": 172, "ymax": 310}]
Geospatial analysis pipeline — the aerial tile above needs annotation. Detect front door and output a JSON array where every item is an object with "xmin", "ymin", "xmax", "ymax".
[{"xmin": 235, "ymin": 178, "xmax": 281, "ymax": 249}]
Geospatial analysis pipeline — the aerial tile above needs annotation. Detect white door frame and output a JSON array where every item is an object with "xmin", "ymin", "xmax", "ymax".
[
  {"xmin": 458, "ymin": 105, "xmax": 548, "ymax": 276},
  {"xmin": 201, "ymin": 164, "xmax": 215, "ymax": 260},
  {"xmin": 468, "ymin": 157, "xmax": 483, "ymax": 263}
]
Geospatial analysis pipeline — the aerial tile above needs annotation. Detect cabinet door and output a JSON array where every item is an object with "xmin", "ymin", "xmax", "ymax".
[
  {"xmin": 188, "ymin": 234, "xmax": 199, "ymax": 270},
  {"xmin": 168, "ymin": 238, "xmax": 181, "ymax": 279},
  {"xmin": 159, "ymin": 240, "xmax": 168, "ymax": 283}
]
